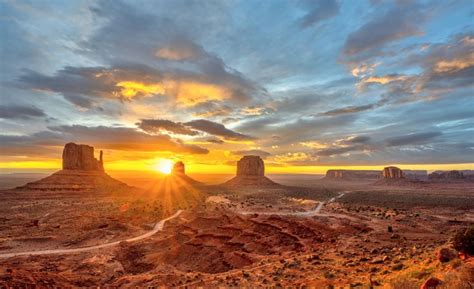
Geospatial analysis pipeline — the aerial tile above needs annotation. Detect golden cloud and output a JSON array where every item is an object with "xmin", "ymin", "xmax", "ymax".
[
  {"xmin": 115, "ymin": 80, "xmax": 231, "ymax": 106},
  {"xmin": 433, "ymin": 52, "xmax": 474, "ymax": 74}
]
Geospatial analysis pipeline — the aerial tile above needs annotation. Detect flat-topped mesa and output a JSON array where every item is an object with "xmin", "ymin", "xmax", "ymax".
[
  {"xmin": 429, "ymin": 170, "xmax": 465, "ymax": 180},
  {"xmin": 325, "ymin": 170, "xmax": 380, "ymax": 180},
  {"xmin": 224, "ymin": 155, "xmax": 279, "ymax": 187},
  {"xmin": 172, "ymin": 161, "xmax": 185, "ymax": 175},
  {"xmin": 237, "ymin": 156, "xmax": 264, "ymax": 176},
  {"xmin": 62, "ymin": 142, "xmax": 103, "ymax": 171},
  {"xmin": 382, "ymin": 166, "xmax": 403, "ymax": 179}
]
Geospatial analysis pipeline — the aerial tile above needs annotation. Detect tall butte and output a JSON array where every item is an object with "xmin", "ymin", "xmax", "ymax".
[
  {"xmin": 224, "ymin": 155, "xmax": 279, "ymax": 187},
  {"xmin": 170, "ymin": 161, "xmax": 200, "ymax": 185},
  {"xmin": 17, "ymin": 143, "xmax": 129, "ymax": 193}
]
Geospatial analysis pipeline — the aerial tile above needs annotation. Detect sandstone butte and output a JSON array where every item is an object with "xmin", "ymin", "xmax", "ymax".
[
  {"xmin": 224, "ymin": 155, "xmax": 279, "ymax": 187},
  {"xmin": 17, "ymin": 143, "xmax": 128, "ymax": 193}
]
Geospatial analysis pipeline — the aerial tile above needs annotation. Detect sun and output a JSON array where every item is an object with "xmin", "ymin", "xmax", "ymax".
[{"xmin": 155, "ymin": 159, "xmax": 173, "ymax": 175}]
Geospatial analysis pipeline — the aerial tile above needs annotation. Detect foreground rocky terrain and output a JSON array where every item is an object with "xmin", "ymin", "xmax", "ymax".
[{"xmin": 0, "ymin": 155, "xmax": 473, "ymax": 288}]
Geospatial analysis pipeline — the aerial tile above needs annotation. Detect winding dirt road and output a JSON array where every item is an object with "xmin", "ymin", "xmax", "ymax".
[
  {"xmin": 0, "ymin": 210, "xmax": 183, "ymax": 259},
  {"xmin": 240, "ymin": 191, "xmax": 347, "ymax": 217}
]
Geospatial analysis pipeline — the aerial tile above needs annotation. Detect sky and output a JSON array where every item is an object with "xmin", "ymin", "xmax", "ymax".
[{"xmin": 0, "ymin": 0, "xmax": 473, "ymax": 174}]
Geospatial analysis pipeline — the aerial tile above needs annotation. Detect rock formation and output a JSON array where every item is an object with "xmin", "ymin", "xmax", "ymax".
[
  {"xmin": 382, "ymin": 166, "xmax": 404, "ymax": 179},
  {"xmin": 237, "ymin": 156, "xmax": 264, "ymax": 177},
  {"xmin": 429, "ymin": 170, "xmax": 465, "ymax": 181},
  {"xmin": 17, "ymin": 143, "xmax": 129, "ymax": 193},
  {"xmin": 224, "ymin": 156, "xmax": 279, "ymax": 187},
  {"xmin": 172, "ymin": 161, "xmax": 185, "ymax": 175},
  {"xmin": 325, "ymin": 170, "xmax": 380, "ymax": 181},
  {"xmin": 170, "ymin": 161, "xmax": 200, "ymax": 185},
  {"xmin": 62, "ymin": 142, "xmax": 103, "ymax": 171}
]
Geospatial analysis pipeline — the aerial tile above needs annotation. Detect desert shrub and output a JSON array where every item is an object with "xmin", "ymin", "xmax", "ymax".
[
  {"xmin": 438, "ymin": 268, "xmax": 473, "ymax": 289},
  {"xmin": 388, "ymin": 277, "xmax": 418, "ymax": 289},
  {"xmin": 452, "ymin": 226, "xmax": 474, "ymax": 255}
]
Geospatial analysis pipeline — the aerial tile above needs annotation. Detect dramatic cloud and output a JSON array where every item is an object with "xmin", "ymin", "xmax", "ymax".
[
  {"xmin": 385, "ymin": 131, "xmax": 442, "ymax": 147},
  {"xmin": 3, "ymin": 125, "xmax": 210, "ymax": 155},
  {"xmin": 0, "ymin": 105, "xmax": 46, "ymax": 119},
  {"xmin": 137, "ymin": 119, "xmax": 198, "ymax": 136},
  {"xmin": 299, "ymin": 0, "xmax": 339, "ymax": 28},
  {"xmin": 185, "ymin": 119, "xmax": 255, "ymax": 141},
  {"xmin": 1, "ymin": 0, "xmax": 472, "ymax": 168}
]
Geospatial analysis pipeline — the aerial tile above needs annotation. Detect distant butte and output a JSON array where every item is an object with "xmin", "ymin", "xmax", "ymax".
[
  {"xmin": 382, "ymin": 166, "xmax": 404, "ymax": 179},
  {"xmin": 224, "ymin": 155, "xmax": 279, "ymax": 187},
  {"xmin": 17, "ymin": 143, "xmax": 129, "ymax": 193},
  {"xmin": 171, "ymin": 161, "xmax": 201, "ymax": 185}
]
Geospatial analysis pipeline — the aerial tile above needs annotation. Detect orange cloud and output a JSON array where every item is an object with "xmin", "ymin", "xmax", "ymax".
[
  {"xmin": 115, "ymin": 80, "xmax": 230, "ymax": 106},
  {"xmin": 433, "ymin": 52, "xmax": 474, "ymax": 74}
]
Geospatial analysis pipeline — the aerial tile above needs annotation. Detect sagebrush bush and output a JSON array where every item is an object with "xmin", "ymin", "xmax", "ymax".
[{"xmin": 452, "ymin": 226, "xmax": 474, "ymax": 256}]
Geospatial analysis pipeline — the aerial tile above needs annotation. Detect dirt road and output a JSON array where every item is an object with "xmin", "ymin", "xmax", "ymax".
[{"xmin": 0, "ymin": 210, "xmax": 183, "ymax": 259}]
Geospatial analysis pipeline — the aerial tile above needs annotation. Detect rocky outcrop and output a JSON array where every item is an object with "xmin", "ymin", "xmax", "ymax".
[
  {"xmin": 325, "ymin": 170, "xmax": 380, "ymax": 181},
  {"xmin": 62, "ymin": 143, "xmax": 103, "ymax": 171},
  {"xmin": 224, "ymin": 156, "xmax": 279, "ymax": 187},
  {"xmin": 17, "ymin": 143, "xmax": 129, "ymax": 193},
  {"xmin": 172, "ymin": 161, "xmax": 185, "ymax": 175},
  {"xmin": 382, "ymin": 166, "xmax": 404, "ymax": 179}
]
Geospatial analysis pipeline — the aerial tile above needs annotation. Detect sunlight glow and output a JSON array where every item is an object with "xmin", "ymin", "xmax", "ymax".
[{"xmin": 155, "ymin": 159, "xmax": 173, "ymax": 174}]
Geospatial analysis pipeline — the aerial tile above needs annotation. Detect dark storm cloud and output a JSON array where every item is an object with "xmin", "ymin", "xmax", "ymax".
[
  {"xmin": 137, "ymin": 119, "xmax": 198, "ymax": 136},
  {"xmin": 299, "ymin": 0, "xmax": 340, "ymax": 28},
  {"xmin": 343, "ymin": 2, "xmax": 424, "ymax": 55},
  {"xmin": 232, "ymin": 149, "xmax": 272, "ymax": 158},
  {"xmin": 384, "ymin": 131, "xmax": 442, "ymax": 147},
  {"xmin": 0, "ymin": 105, "xmax": 46, "ymax": 119},
  {"xmin": 184, "ymin": 119, "xmax": 255, "ymax": 141}
]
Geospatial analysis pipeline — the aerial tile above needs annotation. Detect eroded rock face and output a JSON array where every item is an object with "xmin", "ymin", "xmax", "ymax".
[
  {"xmin": 173, "ymin": 161, "xmax": 185, "ymax": 175},
  {"xmin": 62, "ymin": 143, "xmax": 103, "ymax": 171},
  {"xmin": 236, "ymin": 156, "xmax": 264, "ymax": 177},
  {"xmin": 382, "ymin": 166, "xmax": 403, "ymax": 179}
]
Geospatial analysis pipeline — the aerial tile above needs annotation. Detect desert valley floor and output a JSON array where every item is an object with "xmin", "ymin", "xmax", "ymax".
[{"xmin": 0, "ymin": 172, "xmax": 473, "ymax": 288}]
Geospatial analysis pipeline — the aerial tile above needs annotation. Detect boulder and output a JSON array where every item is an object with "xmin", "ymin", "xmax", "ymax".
[
  {"xmin": 237, "ymin": 156, "xmax": 264, "ymax": 176},
  {"xmin": 420, "ymin": 277, "xmax": 442, "ymax": 289},
  {"xmin": 382, "ymin": 166, "xmax": 403, "ymax": 179},
  {"xmin": 437, "ymin": 247, "xmax": 458, "ymax": 262},
  {"xmin": 62, "ymin": 143, "xmax": 103, "ymax": 171}
]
